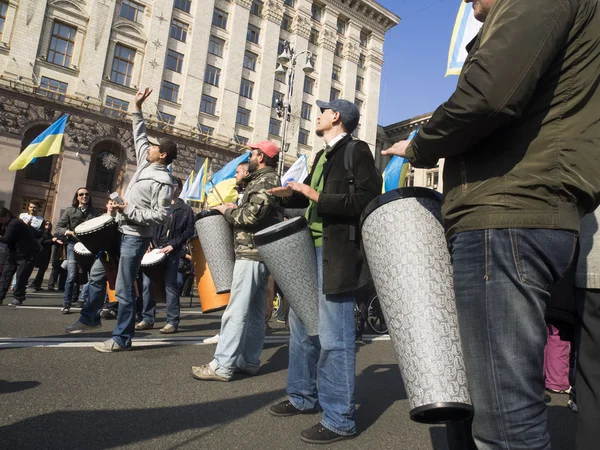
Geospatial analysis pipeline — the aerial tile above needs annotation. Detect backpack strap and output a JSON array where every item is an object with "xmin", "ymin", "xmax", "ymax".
[{"xmin": 344, "ymin": 141, "xmax": 357, "ymax": 242}]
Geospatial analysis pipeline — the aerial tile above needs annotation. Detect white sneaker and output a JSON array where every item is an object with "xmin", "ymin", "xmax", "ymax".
[{"xmin": 204, "ymin": 334, "xmax": 219, "ymax": 344}]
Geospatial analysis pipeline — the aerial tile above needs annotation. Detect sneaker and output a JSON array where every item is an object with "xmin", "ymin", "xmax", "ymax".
[
  {"xmin": 300, "ymin": 423, "xmax": 357, "ymax": 444},
  {"xmin": 26, "ymin": 288, "xmax": 37, "ymax": 294},
  {"xmin": 269, "ymin": 400, "xmax": 319, "ymax": 417},
  {"xmin": 191, "ymin": 364, "xmax": 231, "ymax": 382},
  {"xmin": 65, "ymin": 320, "xmax": 101, "ymax": 334},
  {"xmin": 61, "ymin": 306, "xmax": 70, "ymax": 314},
  {"xmin": 74, "ymin": 301, "xmax": 85, "ymax": 308},
  {"xmin": 203, "ymin": 334, "xmax": 220, "ymax": 344},
  {"xmin": 94, "ymin": 338, "xmax": 130, "ymax": 353},
  {"xmin": 135, "ymin": 321, "xmax": 153, "ymax": 330},
  {"xmin": 159, "ymin": 324, "xmax": 178, "ymax": 334},
  {"xmin": 100, "ymin": 309, "xmax": 117, "ymax": 320},
  {"xmin": 8, "ymin": 300, "xmax": 23, "ymax": 307},
  {"xmin": 235, "ymin": 365, "xmax": 260, "ymax": 376}
]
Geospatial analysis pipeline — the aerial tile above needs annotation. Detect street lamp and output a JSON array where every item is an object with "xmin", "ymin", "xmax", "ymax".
[{"xmin": 275, "ymin": 41, "xmax": 314, "ymax": 177}]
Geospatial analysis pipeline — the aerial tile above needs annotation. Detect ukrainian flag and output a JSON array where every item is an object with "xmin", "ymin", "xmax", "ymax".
[
  {"xmin": 203, "ymin": 151, "xmax": 251, "ymax": 196},
  {"xmin": 446, "ymin": 3, "xmax": 482, "ymax": 76},
  {"xmin": 382, "ymin": 130, "xmax": 417, "ymax": 193},
  {"xmin": 9, "ymin": 114, "xmax": 69, "ymax": 171}
]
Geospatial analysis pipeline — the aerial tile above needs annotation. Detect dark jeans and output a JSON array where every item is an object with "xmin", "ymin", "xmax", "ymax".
[
  {"xmin": 0, "ymin": 253, "xmax": 36, "ymax": 302},
  {"xmin": 447, "ymin": 229, "xmax": 578, "ymax": 450},
  {"xmin": 30, "ymin": 252, "xmax": 51, "ymax": 289},
  {"xmin": 575, "ymin": 288, "xmax": 600, "ymax": 450},
  {"xmin": 47, "ymin": 265, "xmax": 66, "ymax": 290}
]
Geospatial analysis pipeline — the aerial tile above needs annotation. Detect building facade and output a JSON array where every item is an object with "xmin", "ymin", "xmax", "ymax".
[{"xmin": 0, "ymin": 0, "xmax": 398, "ymax": 221}]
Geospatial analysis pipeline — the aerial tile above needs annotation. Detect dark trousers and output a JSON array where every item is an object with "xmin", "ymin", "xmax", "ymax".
[
  {"xmin": 0, "ymin": 253, "xmax": 36, "ymax": 302},
  {"xmin": 575, "ymin": 288, "xmax": 600, "ymax": 450},
  {"xmin": 30, "ymin": 252, "xmax": 51, "ymax": 289}
]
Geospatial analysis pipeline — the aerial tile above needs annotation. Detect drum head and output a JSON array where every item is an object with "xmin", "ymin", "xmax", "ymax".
[
  {"xmin": 195, "ymin": 210, "xmax": 221, "ymax": 221},
  {"xmin": 74, "ymin": 215, "xmax": 115, "ymax": 234},
  {"xmin": 253, "ymin": 217, "xmax": 306, "ymax": 246},
  {"xmin": 141, "ymin": 248, "xmax": 167, "ymax": 267},
  {"xmin": 74, "ymin": 242, "xmax": 92, "ymax": 255}
]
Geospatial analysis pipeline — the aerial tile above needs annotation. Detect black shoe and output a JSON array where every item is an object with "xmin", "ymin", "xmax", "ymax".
[
  {"xmin": 65, "ymin": 320, "xmax": 102, "ymax": 334},
  {"xmin": 100, "ymin": 309, "xmax": 117, "ymax": 320},
  {"xmin": 74, "ymin": 301, "xmax": 84, "ymax": 308},
  {"xmin": 61, "ymin": 306, "xmax": 70, "ymax": 314},
  {"xmin": 269, "ymin": 400, "xmax": 318, "ymax": 417},
  {"xmin": 300, "ymin": 423, "xmax": 357, "ymax": 445},
  {"xmin": 8, "ymin": 300, "xmax": 23, "ymax": 307}
]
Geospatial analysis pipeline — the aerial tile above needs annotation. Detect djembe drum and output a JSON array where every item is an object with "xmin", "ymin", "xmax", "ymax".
[
  {"xmin": 194, "ymin": 211, "xmax": 235, "ymax": 294},
  {"xmin": 74, "ymin": 242, "xmax": 95, "ymax": 285},
  {"xmin": 140, "ymin": 249, "xmax": 167, "ymax": 303},
  {"xmin": 74, "ymin": 215, "xmax": 119, "ymax": 257},
  {"xmin": 190, "ymin": 236, "xmax": 230, "ymax": 313},
  {"xmin": 254, "ymin": 217, "xmax": 319, "ymax": 336},
  {"xmin": 360, "ymin": 187, "xmax": 473, "ymax": 424}
]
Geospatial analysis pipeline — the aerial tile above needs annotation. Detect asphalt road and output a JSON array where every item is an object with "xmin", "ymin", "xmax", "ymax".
[{"xmin": 0, "ymin": 292, "xmax": 577, "ymax": 449}]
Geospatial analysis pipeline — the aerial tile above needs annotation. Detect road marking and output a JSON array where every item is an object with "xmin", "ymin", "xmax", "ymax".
[{"xmin": 14, "ymin": 305, "xmax": 215, "ymax": 315}]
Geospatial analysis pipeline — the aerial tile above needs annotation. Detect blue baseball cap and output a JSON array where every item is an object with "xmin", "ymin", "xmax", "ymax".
[{"xmin": 316, "ymin": 99, "xmax": 360, "ymax": 134}]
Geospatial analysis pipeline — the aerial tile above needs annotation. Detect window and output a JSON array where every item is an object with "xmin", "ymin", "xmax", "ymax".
[
  {"xmin": 281, "ymin": 14, "xmax": 292, "ymax": 32},
  {"xmin": 303, "ymin": 77, "xmax": 314, "ymax": 94},
  {"xmin": 200, "ymin": 94, "xmax": 217, "ymax": 115},
  {"xmin": 0, "ymin": 2, "xmax": 7, "ymax": 37},
  {"xmin": 298, "ymin": 128, "xmax": 310, "ymax": 145},
  {"xmin": 111, "ymin": 44, "xmax": 135, "ymax": 86},
  {"xmin": 311, "ymin": 4, "xmax": 322, "ymax": 22},
  {"xmin": 247, "ymin": 24, "xmax": 260, "ymax": 44},
  {"xmin": 240, "ymin": 78, "xmax": 254, "ymax": 99},
  {"xmin": 272, "ymin": 90, "xmax": 284, "ymax": 108},
  {"xmin": 309, "ymin": 28, "xmax": 319, "ymax": 45},
  {"xmin": 160, "ymin": 80, "xmax": 179, "ymax": 103},
  {"xmin": 354, "ymin": 98, "xmax": 363, "ymax": 111},
  {"xmin": 120, "ymin": 0, "xmax": 144, "ymax": 23},
  {"xmin": 301, "ymin": 102, "xmax": 312, "ymax": 121},
  {"xmin": 236, "ymin": 107, "xmax": 251, "ymax": 126},
  {"xmin": 360, "ymin": 30, "xmax": 370, "ymax": 48},
  {"xmin": 212, "ymin": 8, "xmax": 228, "ymax": 29},
  {"xmin": 335, "ymin": 41, "xmax": 343, "ymax": 57},
  {"xmin": 278, "ymin": 38, "xmax": 286, "ymax": 55},
  {"xmin": 165, "ymin": 49, "xmax": 184, "ymax": 73},
  {"xmin": 208, "ymin": 36, "xmax": 225, "ymax": 57},
  {"xmin": 250, "ymin": 0, "xmax": 263, "ymax": 16},
  {"xmin": 39, "ymin": 76, "xmax": 67, "ymax": 101},
  {"xmin": 356, "ymin": 76, "xmax": 364, "ymax": 92},
  {"xmin": 275, "ymin": 70, "xmax": 285, "ymax": 83},
  {"xmin": 158, "ymin": 112, "xmax": 176, "ymax": 126},
  {"xmin": 235, "ymin": 135, "xmax": 249, "ymax": 145},
  {"xmin": 199, "ymin": 124, "xmax": 214, "ymax": 136},
  {"xmin": 337, "ymin": 18, "xmax": 346, "ymax": 35},
  {"xmin": 358, "ymin": 53, "xmax": 366, "ymax": 69},
  {"xmin": 330, "ymin": 87, "xmax": 340, "ymax": 101},
  {"xmin": 204, "ymin": 64, "xmax": 220, "ymax": 86},
  {"xmin": 92, "ymin": 150, "xmax": 119, "ymax": 192},
  {"xmin": 284, "ymin": 0, "xmax": 295, "ymax": 6},
  {"xmin": 48, "ymin": 22, "xmax": 76, "ymax": 68},
  {"xmin": 170, "ymin": 19, "xmax": 188, "ymax": 42},
  {"xmin": 105, "ymin": 96, "xmax": 129, "ymax": 118},
  {"xmin": 243, "ymin": 51, "xmax": 257, "ymax": 71},
  {"xmin": 269, "ymin": 118, "xmax": 281, "ymax": 136},
  {"xmin": 332, "ymin": 64, "xmax": 341, "ymax": 81},
  {"xmin": 174, "ymin": 0, "xmax": 192, "ymax": 13},
  {"xmin": 427, "ymin": 171, "xmax": 439, "ymax": 188}
]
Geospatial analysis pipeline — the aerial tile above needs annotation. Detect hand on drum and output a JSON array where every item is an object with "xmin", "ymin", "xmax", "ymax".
[
  {"xmin": 113, "ymin": 201, "xmax": 128, "ymax": 213},
  {"xmin": 213, "ymin": 203, "xmax": 236, "ymax": 215},
  {"xmin": 159, "ymin": 245, "xmax": 174, "ymax": 254},
  {"xmin": 382, "ymin": 140, "xmax": 410, "ymax": 158},
  {"xmin": 268, "ymin": 186, "xmax": 293, "ymax": 198},
  {"xmin": 286, "ymin": 182, "xmax": 319, "ymax": 203}
]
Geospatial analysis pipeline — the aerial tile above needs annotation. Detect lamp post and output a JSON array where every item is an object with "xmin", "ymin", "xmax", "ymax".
[{"xmin": 275, "ymin": 41, "xmax": 314, "ymax": 177}]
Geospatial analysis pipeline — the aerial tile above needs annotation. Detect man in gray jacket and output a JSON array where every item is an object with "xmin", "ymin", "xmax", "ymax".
[{"xmin": 65, "ymin": 88, "xmax": 177, "ymax": 353}]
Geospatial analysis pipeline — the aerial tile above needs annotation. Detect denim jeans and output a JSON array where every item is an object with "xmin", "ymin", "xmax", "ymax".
[
  {"xmin": 141, "ymin": 248, "xmax": 184, "ymax": 327},
  {"xmin": 209, "ymin": 259, "xmax": 269, "ymax": 378},
  {"xmin": 79, "ymin": 282, "xmax": 89, "ymax": 303},
  {"xmin": 63, "ymin": 242, "xmax": 77, "ymax": 307},
  {"xmin": 287, "ymin": 246, "xmax": 357, "ymax": 436},
  {"xmin": 447, "ymin": 229, "xmax": 578, "ymax": 450},
  {"xmin": 79, "ymin": 235, "xmax": 150, "ymax": 348}
]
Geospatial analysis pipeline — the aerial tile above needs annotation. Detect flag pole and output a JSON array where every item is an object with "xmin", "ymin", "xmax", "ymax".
[{"xmin": 209, "ymin": 179, "xmax": 225, "ymax": 205}]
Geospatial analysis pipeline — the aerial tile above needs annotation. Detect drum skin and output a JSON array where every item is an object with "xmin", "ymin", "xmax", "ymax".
[
  {"xmin": 74, "ymin": 216, "xmax": 120, "ymax": 258},
  {"xmin": 361, "ymin": 187, "xmax": 473, "ymax": 424},
  {"xmin": 190, "ymin": 237, "xmax": 230, "ymax": 313},
  {"xmin": 141, "ymin": 249, "xmax": 167, "ymax": 303}
]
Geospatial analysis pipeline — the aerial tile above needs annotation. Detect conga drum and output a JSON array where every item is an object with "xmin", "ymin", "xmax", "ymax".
[
  {"xmin": 74, "ymin": 215, "xmax": 119, "ymax": 257},
  {"xmin": 141, "ymin": 249, "xmax": 167, "ymax": 303},
  {"xmin": 190, "ymin": 237, "xmax": 230, "ymax": 313},
  {"xmin": 74, "ymin": 242, "xmax": 95, "ymax": 284},
  {"xmin": 360, "ymin": 187, "xmax": 473, "ymax": 424},
  {"xmin": 194, "ymin": 211, "xmax": 234, "ymax": 294},
  {"xmin": 254, "ymin": 217, "xmax": 319, "ymax": 337}
]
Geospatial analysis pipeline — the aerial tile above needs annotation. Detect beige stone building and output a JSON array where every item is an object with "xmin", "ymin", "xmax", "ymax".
[{"xmin": 0, "ymin": 0, "xmax": 398, "ymax": 221}]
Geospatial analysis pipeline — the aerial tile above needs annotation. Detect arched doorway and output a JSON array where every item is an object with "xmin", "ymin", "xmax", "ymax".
[{"xmin": 87, "ymin": 140, "xmax": 125, "ymax": 211}]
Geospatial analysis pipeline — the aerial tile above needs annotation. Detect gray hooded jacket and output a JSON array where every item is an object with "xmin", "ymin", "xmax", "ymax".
[{"xmin": 117, "ymin": 111, "xmax": 175, "ymax": 237}]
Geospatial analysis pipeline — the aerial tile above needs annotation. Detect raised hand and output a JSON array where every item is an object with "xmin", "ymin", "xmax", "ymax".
[{"xmin": 134, "ymin": 88, "xmax": 153, "ymax": 111}]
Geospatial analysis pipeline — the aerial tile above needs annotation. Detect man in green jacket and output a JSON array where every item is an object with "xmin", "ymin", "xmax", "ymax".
[{"xmin": 384, "ymin": 0, "xmax": 600, "ymax": 448}]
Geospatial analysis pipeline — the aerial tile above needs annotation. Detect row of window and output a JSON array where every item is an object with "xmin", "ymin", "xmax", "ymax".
[
  {"xmin": 121, "ymin": 0, "xmax": 191, "ymax": 24},
  {"xmin": 0, "ymin": 2, "xmax": 7, "ymax": 38}
]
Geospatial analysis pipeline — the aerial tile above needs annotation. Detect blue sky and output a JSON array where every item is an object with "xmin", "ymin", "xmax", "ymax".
[{"xmin": 376, "ymin": 0, "xmax": 462, "ymax": 126}]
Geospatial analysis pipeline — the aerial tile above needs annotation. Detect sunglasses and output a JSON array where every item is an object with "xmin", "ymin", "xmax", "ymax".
[{"xmin": 78, "ymin": 193, "xmax": 90, "ymax": 197}]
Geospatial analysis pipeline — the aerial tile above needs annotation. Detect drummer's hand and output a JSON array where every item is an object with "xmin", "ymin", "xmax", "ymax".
[
  {"xmin": 268, "ymin": 186, "xmax": 293, "ymax": 198},
  {"xmin": 160, "ymin": 245, "xmax": 174, "ymax": 254},
  {"xmin": 134, "ymin": 88, "xmax": 152, "ymax": 111},
  {"xmin": 287, "ymin": 182, "xmax": 319, "ymax": 203},
  {"xmin": 114, "ymin": 201, "xmax": 128, "ymax": 212},
  {"xmin": 56, "ymin": 239, "xmax": 64, "ymax": 245},
  {"xmin": 213, "ymin": 204, "xmax": 229, "ymax": 215},
  {"xmin": 382, "ymin": 140, "xmax": 410, "ymax": 158},
  {"xmin": 65, "ymin": 230, "xmax": 75, "ymax": 237},
  {"xmin": 224, "ymin": 203, "xmax": 237, "ymax": 210}
]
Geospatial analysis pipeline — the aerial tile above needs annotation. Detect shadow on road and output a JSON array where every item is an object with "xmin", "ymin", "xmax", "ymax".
[{"xmin": 0, "ymin": 379, "xmax": 41, "ymax": 394}]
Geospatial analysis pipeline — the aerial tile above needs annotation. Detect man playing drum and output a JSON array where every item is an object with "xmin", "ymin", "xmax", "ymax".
[
  {"xmin": 65, "ymin": 87, "xmax": 177, "ymax": 353},
  {"xmin": 192, "ymin": 140, "xmax": 282, "ymax": 381},
  {"xmin": 268, "ymin": 99, "xmax": 381, "ymax": 444}
]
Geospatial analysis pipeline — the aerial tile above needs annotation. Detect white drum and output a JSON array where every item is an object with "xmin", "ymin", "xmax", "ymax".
[
  {"xmin": 141, "ymin": 249, "xmax": 167, "ymax": 303},
  {"xmin": 73, "ymin": 242, "xmax": 95, "ymax": 271},
  {"xmin": 74, "ymin": 215, "xmax": 119, "ymax": 257}
]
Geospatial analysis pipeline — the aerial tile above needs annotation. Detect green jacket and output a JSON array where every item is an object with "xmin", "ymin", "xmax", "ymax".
[
  {"xmin": 223, "ymin": 166, "xmax": 282, "ymax": 260},
  {"xmin": 406, "ymin": 0, "xmax": 600, "ymax": 238}
]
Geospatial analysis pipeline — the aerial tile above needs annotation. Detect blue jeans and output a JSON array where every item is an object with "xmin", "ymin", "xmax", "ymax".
[
  {"xmin": 79, "ymin": 235, "xmax": 150, "ymax": 348},
  {"xmin": 209, "ymin": 259, "xmax": 269, "ymax": 378},
  {"xmin": 63, "ymin": 241, "xmax": 77, "ymax": 307},
  {"xmin": 287, "ymin": 246, "xmax": 357, "ymax": 436},
  {"xmin": 79, "ymin": 282, "xmax": 89, "ymax": 303},
  {"xmin": 447, "ymin": 229, "xmax": 578, "ymax": 450},
  {"xmin": 141, "ymin": 249, "xmax": 183, "ymax": 327}
]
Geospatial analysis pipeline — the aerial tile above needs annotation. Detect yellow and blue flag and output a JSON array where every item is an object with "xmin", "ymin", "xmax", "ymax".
[
  {"xmin": 382, "ymin": 130, "xmax": 417, "ymax": 193},
  {"xmin": 446, "ymin": 2, "xmax": 482, "ymax": 76},
  {"xmin": 9, "ymin": 114, "xmax": 69, "ymax": 171},
  {"xmin": 203, "ymin": 151, "xmax": 251, "ymax": 196},
  {"xmin": 179, "ymin": 170, "xmax": 195, "ymax": 201}
]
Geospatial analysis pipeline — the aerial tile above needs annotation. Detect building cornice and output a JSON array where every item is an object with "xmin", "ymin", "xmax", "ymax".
[
  {"xmin": 265, "ymin": 0, "xmax": 284, "ymax": 24},
  {"xmin": 325, "ymin": 0, "xmax": 400, "ymax": 34},
  {"xmin": 382, "ymin": 112, "xmax": 433, "ymax": 136}
]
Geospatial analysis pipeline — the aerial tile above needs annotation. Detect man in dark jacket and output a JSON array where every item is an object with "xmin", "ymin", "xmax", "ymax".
[
  {"xmin": 136, "ymin": 178, "xmax": 194, "ymax": 333},
  {"xmin": 0, "ymin": 207, "xmax": 41, "ymax": 306},
  {"xmin": 383, "ymin": 0, "xmax": 600, "ymax": 448},
  {"xmin": 268, "ymin": 99, "xmax": 381, "ymax": 444}
]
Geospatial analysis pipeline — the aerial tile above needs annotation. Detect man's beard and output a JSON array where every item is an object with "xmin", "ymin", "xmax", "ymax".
[
  {"xmin": 248, "ymin": 160, "xmax": 258, "ymax": 173},
  {"xmin": 316, "ymin": 128, "xmax": 324, "ymax": 137}
]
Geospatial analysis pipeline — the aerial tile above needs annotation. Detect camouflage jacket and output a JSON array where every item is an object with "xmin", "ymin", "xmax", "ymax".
[{"xmin": 223, "ymin": 166, "xmax": 282, "ymax": 261}]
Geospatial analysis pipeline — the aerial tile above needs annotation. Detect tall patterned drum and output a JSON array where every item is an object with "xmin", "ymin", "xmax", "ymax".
[
  {"xmin": 360, "ymin": 187, "xmax": 473, "ymax": 424},
  {"xmin": 74, "ymin": 215, "xmax": 119, "ymax": 257},
  {"xmin": 141, "ymin": 249, "xmax": 167, "ymax": 303},
  {"xmin": 194, "ymin": 211, "xmax": 235, "ymax": 294},
  {"xmin": 254, "ymin": 217, "xmax": 319, "ymax": 337},
  {"xmin": 73, "ymin": 242, "xmax": 95, "ymax": 271},
  {"xmin": 190, "ymin": 237, "xmax": 230, "ymax": 313}
]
